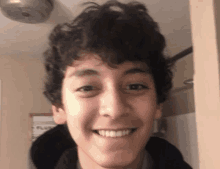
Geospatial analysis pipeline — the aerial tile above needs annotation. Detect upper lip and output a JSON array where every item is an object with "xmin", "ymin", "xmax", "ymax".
[{"xmin": 93, "ymin": 127, "xmax": 137, "ymax": 131}]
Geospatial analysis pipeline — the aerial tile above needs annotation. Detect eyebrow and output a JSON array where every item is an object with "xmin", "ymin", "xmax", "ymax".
[
  {"xmin": 70, "ymin": 69, "xmax": 100, "ymax": 77},
  {"xmin": 124, "ymin": 68, "xmax": 150, "ymax": 76},
  {"xmin": 70, "ymin": 68, "xmax": 150, "ymax": 78}
]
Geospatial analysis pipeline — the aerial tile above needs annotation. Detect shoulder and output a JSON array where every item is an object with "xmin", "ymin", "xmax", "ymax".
[
  {"xmin": 146, "ymin": 137, "xmax": 193, "ymax": 169},
  {"xmin": 29, "ymin": 125, "xmax": 75, "ymax": 168},
  {"xmin": 54, "ymin": 148, "xmax": 78, "ymax": 169}
]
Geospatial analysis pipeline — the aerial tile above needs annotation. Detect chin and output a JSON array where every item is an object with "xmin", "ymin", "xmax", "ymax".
[
  {"xmin": 97, "ymin": 160, "xmax": 132, "ymax": 169},
  {"xmin": 93, "ymin": 151, "xmax": 138, "ymax": 168}
]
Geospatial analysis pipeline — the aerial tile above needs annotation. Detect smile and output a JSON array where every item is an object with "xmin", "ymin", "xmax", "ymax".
[{"xmin": 93, "ymin": 128, "xmax": 137, "ymax": 138}]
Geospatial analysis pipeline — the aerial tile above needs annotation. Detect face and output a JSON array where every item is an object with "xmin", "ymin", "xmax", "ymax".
[{"xmin": 52, "ymin": 53, "xmax": 162, "ymax": 169}]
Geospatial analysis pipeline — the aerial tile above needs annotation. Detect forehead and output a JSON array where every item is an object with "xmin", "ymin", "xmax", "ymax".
[{"xmin": 65, "ymin": 54, "xmax": 150, "ymax": 78}]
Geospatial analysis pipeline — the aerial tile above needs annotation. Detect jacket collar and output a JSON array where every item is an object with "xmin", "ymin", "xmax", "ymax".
[{"xmin": 30, "ymin": 125, "xmax": 191, "ymax": 169}]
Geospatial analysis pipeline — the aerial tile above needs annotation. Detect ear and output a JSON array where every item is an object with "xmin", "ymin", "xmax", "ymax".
[
  {"xmin": 154, "ymin": 103, "xmax": 163, "ymax": 120},
  {"xmin": 51, "ymin": 104, "xmax": 67, "ymax": 124}
]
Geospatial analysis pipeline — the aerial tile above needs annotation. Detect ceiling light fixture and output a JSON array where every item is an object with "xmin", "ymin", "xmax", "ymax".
[{"xmin": 0, "ymin": 0, "xmax": 54, "ymax": 24}]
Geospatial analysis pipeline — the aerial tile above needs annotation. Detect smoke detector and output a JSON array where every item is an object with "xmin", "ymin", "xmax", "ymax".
[{"xmin": 0, "ymin": 0, "xmax": 54, "ymax": 24}]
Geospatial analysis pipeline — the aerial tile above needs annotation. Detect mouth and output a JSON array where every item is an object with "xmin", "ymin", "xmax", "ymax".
[{"xmin": 93, "ymin": 128, "xmax": 137, "ymax": 138}]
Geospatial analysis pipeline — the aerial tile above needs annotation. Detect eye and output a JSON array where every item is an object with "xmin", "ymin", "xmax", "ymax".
[
  {"xmin": 77, "ymin": 85, "xmax": 95, "ymax": 92},
  {"xmin": 76, "ymin": 85, "xmax": 100, "ymax": 98},
  {"xmin": 126, "ymin": 84, "xmax": 149, "ymax": 91}
]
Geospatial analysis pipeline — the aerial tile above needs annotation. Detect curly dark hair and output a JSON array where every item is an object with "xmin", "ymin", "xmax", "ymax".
[{"xmin": 43, "ymin": 0, "xmax": 174, "ymax": 105}]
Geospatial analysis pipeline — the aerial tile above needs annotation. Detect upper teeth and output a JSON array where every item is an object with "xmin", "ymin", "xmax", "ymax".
[{"xmin": 97, "ymin": 129, "xmax": 133, "ymax": 137}]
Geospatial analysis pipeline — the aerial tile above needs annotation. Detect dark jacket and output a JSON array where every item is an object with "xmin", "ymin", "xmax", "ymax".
[{"xmin": 29, "ymin": 125, "xmax": 193, "ymax": 169}]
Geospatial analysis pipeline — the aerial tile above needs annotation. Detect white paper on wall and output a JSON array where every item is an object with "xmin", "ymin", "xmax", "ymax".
[{"xmin": 31, "ymin": 114, "xmax": 56, "ymax": 142}]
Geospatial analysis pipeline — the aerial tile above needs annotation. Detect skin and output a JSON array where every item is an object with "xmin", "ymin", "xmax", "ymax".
[{"xmin": 52, "ymin": 53, "xmax": 162, "ymax": 169}]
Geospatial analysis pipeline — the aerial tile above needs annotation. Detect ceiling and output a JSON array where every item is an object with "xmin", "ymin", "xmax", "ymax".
[{"xmin": 0, "ymin": 0, "xmax": 193, "ymax": 90}]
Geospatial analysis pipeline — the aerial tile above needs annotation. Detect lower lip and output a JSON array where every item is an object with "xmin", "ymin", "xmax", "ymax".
[{"xmin": 93, "ymin": 129, "xmax": 137, "ymax": 139}]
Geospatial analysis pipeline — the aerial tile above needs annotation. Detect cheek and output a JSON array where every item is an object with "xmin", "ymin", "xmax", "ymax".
[
  {"xmin": 64, "ymin": 90, "xmax": 97, "ymax": 132},
  {"xmin": 65, "ymin": 102, "xmax": 97, "ymax": 143},
  {"xmin": 132, "ymin": 95, "xmax": 158, "ymax": 118}
]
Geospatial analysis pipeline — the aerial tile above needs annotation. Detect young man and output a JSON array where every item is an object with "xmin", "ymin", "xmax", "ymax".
[{"xmin": 29, "ymin": 1, "xmax": 192, "ymax": 169}]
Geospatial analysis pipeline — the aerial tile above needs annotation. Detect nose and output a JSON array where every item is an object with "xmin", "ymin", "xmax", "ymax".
[{"xmin": 99, "ymin": 88, "xmax": 130, "ymax": 119}]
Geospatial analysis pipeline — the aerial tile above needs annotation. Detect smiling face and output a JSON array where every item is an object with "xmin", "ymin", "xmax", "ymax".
[{"xmin": 52, "ymin": 53, "xmax": 162, "ymax": 169}]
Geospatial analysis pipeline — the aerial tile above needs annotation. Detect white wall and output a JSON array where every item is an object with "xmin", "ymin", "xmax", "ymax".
[{"xmin": 0, "ymin": 55, "xmax": 51, "ymax": 169}]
